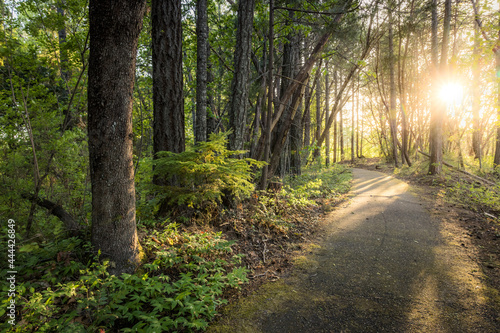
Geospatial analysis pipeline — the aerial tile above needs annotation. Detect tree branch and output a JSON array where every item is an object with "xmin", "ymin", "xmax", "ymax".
[{"xmin": 21, "ymin": 193, "xmax": 82, "ymax": 235}]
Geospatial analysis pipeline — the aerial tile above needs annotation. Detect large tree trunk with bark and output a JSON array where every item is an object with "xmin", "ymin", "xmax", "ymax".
[
  {"xmin": 152, "ymin": 0, "xmax": 185, "ymax": 186},
  {"xmin": 88, "ymin": 0, "xmax": 146, "ymax": 275},
  {"xmin": 228, "ymin": 0, "xmax": 256, "ymax": 152},
  {"xmin": 195, "ymin": 0, "xmax": 209, "ymax": 142}
]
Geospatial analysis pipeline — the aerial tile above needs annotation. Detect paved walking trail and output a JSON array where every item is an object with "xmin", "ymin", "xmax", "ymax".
[{"xmin": 209, "ymin": 169, "xmax": 499, "ymax": 332}]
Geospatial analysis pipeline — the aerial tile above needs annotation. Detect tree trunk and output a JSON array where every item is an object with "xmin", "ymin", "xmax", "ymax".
[
  {"xmin": 88, "ymin": 0, "xmax": 146, "ymax": 275},
  {"xmin": 290, "ymin": 34, "xmax": 303, "ymax": 175},
  {"xmin": 351, "ymin": 78, "xmax": 355, "ymax": 164},
  {"xmin": 195, "ymin": 0, "xmax": 209, "ymax": 142},
  {"xmin": 428, "ymin": 0, "xmax": 443, "ymax": 175},
  {"xmin": 388, "ymin": 10, "xmax": 399, "ymax": 167},
  {"xmin": 152, "ymin": 0, "xmax": 185, "ymax": 186},
  {"xmin": 229, "ymin": 0, "xmax": 256, "ymax": 151},
  {"xmin": 259, "ymin": 0, "xmax": 274, "ymax": 190},
  {"xmin": 303, "ymin": 81, "xmax": 311, "ymax": 151},
  {"xmin": 472, "ymin": 16, "xmax": 482, "ymax": 161},
  {"xmin": 494, "ymin": 12, "xmax": 500, "ymax": 168},
  {"xmin": 494, "ymin": 47, "xmax": 500, "ymax": 168},
  {"xmin": 314, "ymin": 73, "xmax": 322, "ymax": 160},
  {"xmin": 269, "ymin": 83, "xmax": 306, "ymax": 176},
  {"xmin": 57, "ymin": 3, "xmax": 70, "ymax": 83},
  {"xmin": 340, "ymin": 106, "xmax": 344, "ymax": 161},
  {"xmin": 325, "ymin": 72, "xmax": 330, "ymax": 166},
  {"xmin": 333, "ymin": 69, "xmax": 338, "ymax": 162}
]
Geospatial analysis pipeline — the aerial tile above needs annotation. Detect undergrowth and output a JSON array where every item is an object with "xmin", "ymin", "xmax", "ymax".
[
  {"xmin": 391, "ymin": 157, "xmax": 500, "ymax": 217},
  {"xmin": 0, "ymin": 164, "xmax": 352, "ymax": 332},
  {"xmin": 0, "ymin": 225, "xmax": 247, "ymax": 333}
]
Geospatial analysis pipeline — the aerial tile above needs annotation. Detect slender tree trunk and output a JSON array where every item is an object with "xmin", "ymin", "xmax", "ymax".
[
  {"xmin": 303, "ymin": 82, "xmax": 311, "ymax": 151},
  {"xmin": 290, "ymin": 34, "xmax": 303, "ymax": 175},
  {"xmin": 340, "ymin": 106, "xmax": 344, "ymax": 161},
  {"xmin": 259, "ymin": 0, "xmax": 273, "ymax": 190},
  {"xmin": 472, "ymin": 16, "xmax": 482, "ymax": 162},
  {"xmin": 229, "ymin": 0, "xmax": 256, "ymax": 151},
  {"xmin": 325, "ymin": 72, "xmax": 330, "ymax": 166},
  {"xmin": 152, "ymin": 0, "xmax": 185, "ymax": 186},
  {"xmin": 494, "ymin": 47, "xmax": 500, "ymax": 168},
  {"xmin": 195, "ymin": 0, "xmax": 208, "ymax": 142},
  {"xmin": 494, "ymin": 12, "xmax": 500, "ymax": 168},
  {"xmin": 88, "ymin": 0, "xmax": 146, "ymax": 275},
  {"xmin": 428, "ymin": 0, "xmax": 443, "ymax": 175},
  {"xmin": 314, "ymin": 74, "xmax": 322, "ymax": 160},
  {"xmin": 351, "ymin": 79, "xmax": 355, "ymax": 164},
  {"xmin": 57, "ymin": 2, "xmax": 70, "ymax": 83},
  {"xmin": 333, "ymin": 69, "xmax": 338, "ymax": 162},
  {"xmin": 356, "ymin": 76, "xmax": 360, "ymax": 158},
  {"xmin": 388, "ymin": 10, "xmax": 399, "ymax": 167}
]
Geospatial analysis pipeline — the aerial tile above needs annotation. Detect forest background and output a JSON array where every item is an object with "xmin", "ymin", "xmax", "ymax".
[{"xmin": 1, "ymin": 0, "xmax": 500, "ymax": 331}]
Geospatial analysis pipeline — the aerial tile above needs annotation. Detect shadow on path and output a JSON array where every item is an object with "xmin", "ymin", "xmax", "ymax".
[{"xmin": 209, "ymin": 169, "xmax": 499, "ymax": 332}]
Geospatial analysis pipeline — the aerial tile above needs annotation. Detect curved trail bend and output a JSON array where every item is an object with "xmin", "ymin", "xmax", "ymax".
[{"xmin": 209, "ymin": 168, "xmax": 499, "ymax": 332}]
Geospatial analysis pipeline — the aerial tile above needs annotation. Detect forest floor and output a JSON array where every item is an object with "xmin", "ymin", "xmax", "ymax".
[{"xmin": 208, "ymin": 160, "xmax": 500, "ymax": 332}]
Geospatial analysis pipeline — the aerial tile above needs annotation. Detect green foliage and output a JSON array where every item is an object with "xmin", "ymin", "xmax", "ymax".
[
  {"xmin": 153, "ymin": 132, "xmax": 266, "ymax": 209},
  {"xmin": 283, "ymin": 164, "xmax": 352, "ymax": 207},
  {"xmin": 251, "ymin": 164, "xmax": 352, "ymax": 232},
  {"xmin": 0, "ymin": 225, "xmax": 247, "ymax": 332},
  {"xmin": 447, "ymin": 181, "xmax": 500, "ymax": 215}
]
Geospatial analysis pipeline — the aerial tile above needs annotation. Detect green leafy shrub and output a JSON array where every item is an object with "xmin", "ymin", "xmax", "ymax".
[
  {"xmin": 447, "ymin": 181, "xmax": 500, "ymax": 214},
  {"xmin": 250, "ymin": 164, "xmax": 352, "ymax": 232},
  {"xmin": 153, "ymin": 132, "xmax": 265, "ymax": 209},
  {"xmin": 283, "ymin": 164, "xmax": 351, "ymax": 207},
  {"xmin": 0, "ymin": 225, "xmax": 247, "ymax": 332}
]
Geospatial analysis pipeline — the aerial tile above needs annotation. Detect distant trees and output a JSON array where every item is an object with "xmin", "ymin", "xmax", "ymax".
[{"xmin": 88, "ymin": 0, "xmax": 147, "ymax": 274}]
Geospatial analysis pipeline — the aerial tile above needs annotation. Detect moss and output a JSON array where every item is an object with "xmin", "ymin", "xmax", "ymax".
[{"xmin": 208, "ymin": 280, "xmax": 302, "ymax": 333}]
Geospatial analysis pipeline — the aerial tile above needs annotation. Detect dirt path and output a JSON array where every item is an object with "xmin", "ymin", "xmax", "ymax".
[{"xmin": 209, "ymin": 169, "xmax": 499, "ymax": 332}]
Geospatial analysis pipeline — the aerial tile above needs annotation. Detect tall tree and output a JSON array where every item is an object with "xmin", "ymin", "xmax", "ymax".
[
  {"xmin": 429, "ymin": 0, "xmax": 451, "ymax": 174},
  {"xmin": 195, "ymin": 0, "xmax": 209, "ymax": 142},
  {"xmin": 471, "ymin": 0, "xmax": 500, "ymax": 168},
  {"xmin": 259, "ymin": 0, "xmax": 274, "ymax": 190},
  {"xmin": 152, "ymin": 0, "xmax": 185, "ymax": 186},
  {"xmin": 88, "ymin": 0, "xmax": 146, "ymax": 274},
  {"xmin": 228, "ymin": 0, "xmax": 256, "ymax": 151},
  {"xmin": 325, "ymin": 71, "xmax": 331, "ymax": 166},
  {"xmin": 388, "ymin": 9, "xmax": 399, "ymax": 167},
  {"xmin": 472, "ymin": 14, "xmax": 482, "ymax": 162},
  {"xmin": 428, "ymin": 0, "xmax": 442, "ymax": 174}
]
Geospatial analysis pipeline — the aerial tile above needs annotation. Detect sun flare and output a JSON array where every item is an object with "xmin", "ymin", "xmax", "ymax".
[{"xmin": 439, "ymin": 82, "xmax": 463, "ymax": 105}]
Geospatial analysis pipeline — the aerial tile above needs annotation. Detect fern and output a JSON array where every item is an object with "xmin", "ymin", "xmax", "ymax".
[{"xmin": 153, "ymin": 132, "xmax": 266, "ymax": 208}]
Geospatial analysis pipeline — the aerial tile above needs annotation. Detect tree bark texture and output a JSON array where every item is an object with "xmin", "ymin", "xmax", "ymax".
[
  {"xmin": 88, "ymin": 0, "xmax": 146, "ymax": 275},
  {"xmin": 228, "ymin": 0, "xmax": 256, "ymax": 151},
  {"xmin": 259, "ymin": 0, "xmax": 273, "ymax": 190},
  {"xmin": 152, "ymin": 0, "xmax": 185, "ymax": 186},
  {"xmin": 196, "ymin": 0, "xmax": 209, "ymax": 142}
]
